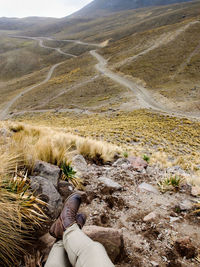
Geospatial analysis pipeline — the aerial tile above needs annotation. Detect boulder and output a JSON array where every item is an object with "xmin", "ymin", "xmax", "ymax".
[
  {"xmin": 138, "ymin": 182, "xmax": 159, "ymax": 194},
  {"xmin": 191, "ymin": 186, "xmax": 200, "ymax": 197},
  {"xmin": 128, "ymin": 156, "xmax": 148, "ymax": 172},
  {"xmin": 98, "ymin": 177, "xmax": 122, "ymax": 194},
  {"xmin": 71, "ymin": 155, "xmax": 87, "ymax": 174},
  {"xmin": 112, "ymin": 158, "xmax": 129, "ymax": 167},
  {"xmin": 33, "ymin": 160, "xmax": 61, "ymax": 188},
  {"xmin": 143, "ymin": 212, "xmax": 157, "ymax": 222},
  {"xmin": 83, "ymin": 226, "xmax": 123, "ymax": 262},
  {"xmin": 175, "ymin": 237, "xmax": 197, "ymax": 259},
  {"xmin": 179, "ymin": 200, "xmax": 193, "ymax": 211},
  {"xmin": 57, "ymin": 181, "xmax": 74, "ymax": 200},
  {"xmin": 30, "ymin": 176, "xmax": 62, "ymax": 219},
  {"xmin": 39, "ymin": 233, "xmax": 56, "ymax": 263}
]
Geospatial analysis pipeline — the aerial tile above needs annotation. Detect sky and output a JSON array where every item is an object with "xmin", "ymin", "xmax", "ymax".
[{"xmin": 0, "ymin": 0, "xmax": 93, "ymax": 18}]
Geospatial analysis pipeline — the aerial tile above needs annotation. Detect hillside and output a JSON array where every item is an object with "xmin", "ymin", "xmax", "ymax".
[
  {"xmin": 0, "ymin": 1, "xmax": 200, "ymax": 266},
  {"xmin": 0, "ymin": 17, "xmax": 58, "ymax": 31},
  {"xmin": 72, "ymin": 0, "xmax": 193, "ymax": 17}
]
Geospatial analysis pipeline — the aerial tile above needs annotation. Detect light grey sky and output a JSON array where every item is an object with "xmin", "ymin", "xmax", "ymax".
[{"xmin": 0, "ymin": 0, "xmax": 93, "ymax": 18}]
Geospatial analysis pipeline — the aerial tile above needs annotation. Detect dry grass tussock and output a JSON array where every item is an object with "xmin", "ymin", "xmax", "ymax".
[
  {"xmin": 7, "ymin": 122, "xmax": 122, "ymax": 167},
  {"xmin": 0, "ymin": 121, "xmax": 121, "ymax": 265},
  {"xmin": 0, "ymin": 127, "xmax": 48, "ymax": 266}
]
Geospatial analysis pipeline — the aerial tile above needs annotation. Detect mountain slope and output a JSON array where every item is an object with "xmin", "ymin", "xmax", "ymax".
[
  {"xmin": 0, "ymin": 17, "xmax": 58, "ymax": 31},
  {"xmin": 72, "ymin": 0, "xmax": 193, "ymax": 17}
]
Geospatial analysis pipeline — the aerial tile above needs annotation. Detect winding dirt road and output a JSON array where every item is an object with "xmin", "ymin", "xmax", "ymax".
[
  {"xmin": 0, "ymin": 37, "xmax": 77, "ymax": 120},
  {"xmin": 0, "ymin": 62, "xmax": 63, "ymax": 120},
  {"xmin": 1, "ymin": 28, "xmax": 200, "ymax": 120}
]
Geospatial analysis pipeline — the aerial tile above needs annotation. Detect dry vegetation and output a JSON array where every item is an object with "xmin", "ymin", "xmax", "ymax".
[
  {"xmin": 10, "ymin": 110, "xmax": 200, "ymax": 178},
  {"xmin": 0, "ymin": 36, "xmax": 64, "ymax": 81},
  {"xmin": 52, "ymin": 1, "xmax": 200, "ymax": 42},
  {"xmin": 0, "ymin": 67, "xmax": 50, "ymax": 108},
  {"xmin": 117, "ymin": 20, "xmax": 200, "ymax": 89},
  {"xmin": 0, "ymin": 129, "xmax": 47, "ymax": 266},
  {"xmin": 0, "ymin": 120, "xmax": 122, "ymax": 266}
]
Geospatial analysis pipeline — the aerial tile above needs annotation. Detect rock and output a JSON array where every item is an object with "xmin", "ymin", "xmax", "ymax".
[
  {"xmin": 39, "ymin": 233, "xmax": 56, "ymax": 263},
  {"xmin": 83, "ymin": 226, "xmax": 123, "ymax": 262},
  {"xmin": 98, "ymin": 177, "xmax": 122, "ymax": 194},
  {"xmin": 150, "ymin": 261, "xmax": 159, "ymax": 267},
  {"xmin": 71, "ymin": 155, "xmax": 87, "ymax": 173},
  {"xmin": 175, "ymin": 237, "xmax": 197, "ymax": 259},
  {"xmin": 30, "ymin": 176, "xmax": 62, "ymax": 219},
  {"xmin": 33, "ymin": 160, "xmax": 61, "ymax": 188},
  {"xmin": 112, "ymin": 158, "xmax": 129, "ymax": 167},
  {"xmin": 143, "ymin": 212, "xmax": 157, "ymax": 222},
  {"xmin": 57, "ymin": 181, "xmax": 74, "ymax": 200},
  {"xmin": 128, "ymin": 156, "xmax": 148, "ymax": 172},
  {"xmin": 179, "ymin": 200, "xmax": 193, "ymax": 211},
  {"xmin": 138, "ymin": 182, "xmax": 159, "ymax": 194},
  {"xmin": 170, "ymin": 217, "xmax": 180, "ymax": 223},
  {"xmin": 191, "ymin": 186, "xmax": 200, "ymax": 197}
]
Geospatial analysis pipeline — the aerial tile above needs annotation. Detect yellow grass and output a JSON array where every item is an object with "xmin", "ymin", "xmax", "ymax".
[{"xmin": 6, "ymin": 122, "xmax": 122, "ymax": 167}]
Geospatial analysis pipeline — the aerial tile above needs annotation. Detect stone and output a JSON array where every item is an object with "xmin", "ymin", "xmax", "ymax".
[
  {"xmin": 71, "ymin": 154, "xmax": 87, "ymax": 173},
  {"xmin": 143, "ymin": 212, "xmax": 157, "ymax": 222},
  {"xmin": 128, "ymin": 156, "xmax": 148, "ymax": 172},
  {"xmin": 150, "ymin": 261, "xmax": 159, "ymax": 267},
  {"xmin": 138, "ymin": 182, "xmax": 159, "ymax": 194},
  {"xmin": 191, "ymin": 186, "xmax": 200, "ymax": 197},
  {"xmin": 175, "ymin": 237, "xmax": 197, "ymax": 259},
  {"xmin": 83, "ymin": 226, "xmax": 123, "ymax": 262},
  {"xmin": 98, "ymin": 177, "xmax": 122, "ymax": 194},
  {"xmin": 57, "ymin": 181, "xmax": 74, "ymax": 200},
  {"xmin": 112, "ymin": 158, "xmax": 129, "ymax": 167},
  {"xmin": 33, "ymin": 160, "xmax": 61, "ymax": 188},
  {"xmin": 170, "ymin": 217, "xmax": 180, "ymax": 223},
  {"xmin": 39, "ymin": 233, "xmax": 56, "ymax": 263},
  {"xmin": 179, "ymin": 200, "xmax": 193, "ymax": 211},
  {"xmin": 30, "ymin": 176, "xmax": 62, "ymax": 219}
]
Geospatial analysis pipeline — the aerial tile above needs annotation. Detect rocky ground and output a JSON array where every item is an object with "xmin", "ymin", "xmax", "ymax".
[{"xmin": 25, "ymin": 155, "xmax": 200, "ymax": 267}]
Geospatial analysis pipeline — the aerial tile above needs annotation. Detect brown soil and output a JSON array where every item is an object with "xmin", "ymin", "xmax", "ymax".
[{"xmin": 80, "ymin": 162, "xmax": 200, "ymax": 266}]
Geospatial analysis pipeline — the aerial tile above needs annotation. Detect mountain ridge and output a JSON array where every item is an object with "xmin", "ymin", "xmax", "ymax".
[{"xmin": 71, "ymin": 0, "xmax": 194, "ymax": 17}]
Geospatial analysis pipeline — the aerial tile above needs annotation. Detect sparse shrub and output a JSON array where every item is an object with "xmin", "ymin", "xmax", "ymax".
[
  {"xmin": 123, "ymin": 151, "xmax": 129, "ymax": 158},
  {"xmin": 0, "ymin": 162, "xmax": 47, "ymax": 266},
  {"xmin": 157, "ymin": 175, "xmax": 183, "ymax": 193},
  {"xmin": 193, "ymin": 201, "xmax": 200, "ymax": 214},
  {"xmin": 143, "ymin": 154, "xmax": 150, "ymax": 163},
  {"xmin": 61, "ymin": 162, "xmax": 84, "ymax": 190}
]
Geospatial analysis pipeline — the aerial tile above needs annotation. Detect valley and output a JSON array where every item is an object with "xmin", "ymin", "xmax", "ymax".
[{"xmin": 0, "ymin": 1, "xmax": 200, "ymax": 266}]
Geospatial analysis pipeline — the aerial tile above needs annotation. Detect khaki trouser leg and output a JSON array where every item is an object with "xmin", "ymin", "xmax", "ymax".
[
  {"xmin": 63, "ymin": 224, "xmax": 115, "ymax": 267},
  {"xmin": 45, "ymin": 240, "xmax": 72, "ymax": 267}
]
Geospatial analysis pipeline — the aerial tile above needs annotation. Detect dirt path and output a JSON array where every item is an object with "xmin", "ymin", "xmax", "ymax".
[
  {"xmin": 0, "ymin": 37, "xmax": 78, "ymax": 120},
  {"xmin": 0, "ymin": 62, "xmax": 64, "ymax": 120},
  {"xmin": 90, "ymin": 50, "xmax": 200, "ymax": 120},
  {"xmin": 172, "ymin": 39, "xmax": 200, "ymax": 80},
  {"xmin": 115, "ymin": 21, "xmax": 199, "ymax": 69},
  {"xmin": 2, "ymin": 28, "xmax": 200, "ymax": 121},
  {"xmin": 38, "ymin": 39, "xmax": 77, "ymax": 57},
  {"xmin": 90, "ymin": 50, "xmax": 166, "ymax": 111}
]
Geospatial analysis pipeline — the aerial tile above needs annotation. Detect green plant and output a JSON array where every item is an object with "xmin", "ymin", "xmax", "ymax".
[
  {"xmin": 123, "ymin": 151, "xmax": 128, "ymax": 158},
  {"xmin": 61, "ymin": 162, "xmax": 84, "ymax": 190},
  {"xmin": 194, "ymin": 201, "xmax": 200, "ymax": 214},
  {"xmin": 157, "ymin": 175, "xmax": 183, "ymax": 193},
  {"xmin": 143, "ymin": 154, "xmax": 150, "ymax": 163},
  {"xmin": 0, "ymin": 168, "xmax": 47, "ymax": 266}
]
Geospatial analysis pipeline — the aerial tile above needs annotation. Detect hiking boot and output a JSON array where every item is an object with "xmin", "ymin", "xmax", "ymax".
[{"xmin": 49, "ymin": 192, "xmax": 86, "ymax": 239}]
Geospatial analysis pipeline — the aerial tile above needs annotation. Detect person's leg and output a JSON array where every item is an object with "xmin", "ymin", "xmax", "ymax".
[
  {"xmin": 63, "ymin": 223, "xmax": 114, "ymax": 267},
  {"xmin": 45, "ymin": 240, "xmax": 72, "ymax": 267}
]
